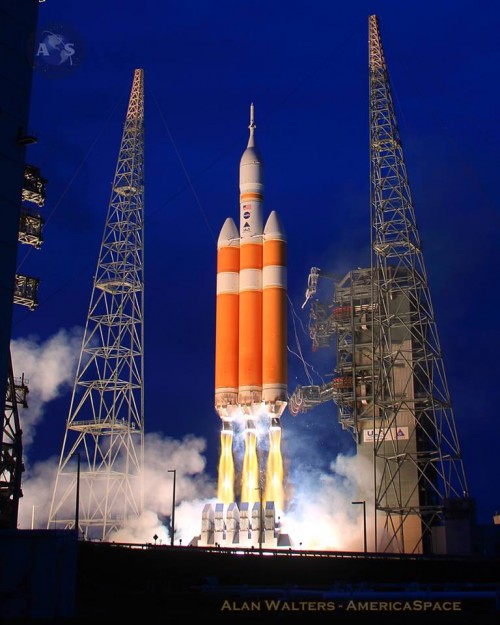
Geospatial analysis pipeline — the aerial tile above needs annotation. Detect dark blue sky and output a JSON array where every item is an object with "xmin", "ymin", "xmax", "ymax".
[{"xmin": 13, "ymin": 0, "xmax": 500, "ymax": 527}]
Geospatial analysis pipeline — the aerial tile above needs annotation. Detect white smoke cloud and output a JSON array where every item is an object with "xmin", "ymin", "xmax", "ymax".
[
  {"xmin": 108, "ymin": 433, "xmax": 217, "ymax": 545},
  {"xmin": 14, "ymin": 328, "xmax": 378, "ymax": 552},
  {"xmin": 108, "ymin": 498, "xmax": 218, "ymax": 546},
  {"xmin": 17, "ymin": 455, "xmax": 60, "ymax": 529},
  {"xmin": 141, "ymin": 432, "xmax": 214, "ymax": 515},
  {"xmin": 173, "ymin": 497, "xmax": 217, "ymax": 545},
  {"xmin": 10, "ymin": 327, "xmax": 83, "ymax": 447},
  {"xmin": 281, "ymin": 453, "xmax": 375, "ymax": 551},
  {"xmin": 18, "ymin": 428, "xmax": 217, "ymax": 544},
  {"xmin": 108, "ymin": 510, "xmax": 170, "ymax": 545},
  {"xmin": 20, "ymin": 443, "xmax": 375, "ymax": 552},
  {"xmin": 12, "ymin": 329, "xmax": 216, "ymax": 540}
]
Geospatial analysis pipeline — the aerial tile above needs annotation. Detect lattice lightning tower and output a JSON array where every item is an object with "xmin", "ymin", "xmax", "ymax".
[
  {"xmin": 368, "ymin": 16, "xmax": 468, "ymax": 552},
  {"xmin": 48, "ymin": 69, "xmax": 145, "ymax": 540}
]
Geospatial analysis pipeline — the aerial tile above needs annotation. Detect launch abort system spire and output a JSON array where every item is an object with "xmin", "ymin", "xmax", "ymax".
[{"xmin": 48, "ymin": 69, "xmax": 145, "ymax": 540}]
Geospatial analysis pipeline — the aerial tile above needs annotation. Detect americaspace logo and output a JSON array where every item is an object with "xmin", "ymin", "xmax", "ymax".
[{"xmin": 33, "ymin": 22, "xmax": 84, "ymax": 77}]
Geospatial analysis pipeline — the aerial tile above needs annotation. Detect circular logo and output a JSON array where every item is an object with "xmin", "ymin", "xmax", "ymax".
[
  {"xmin": 243, "ymin": 211, "xmax": 251, "ymax": 219},
  {"xmin": 32, "ymin": 22, "xmax": 84, "ymax": 77}
]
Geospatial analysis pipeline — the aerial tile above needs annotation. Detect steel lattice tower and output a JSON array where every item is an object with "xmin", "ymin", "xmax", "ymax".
[
  {"xmin": 48, "ymin": 69, "xmax": 145, "ymax": 540},
  {"xmin": 289, "ymin": 17, "xmax": 471, "ymax": 556},
  {"xmin": 368, "ymin": 16, "xmax": 468, "ymax": 553}
]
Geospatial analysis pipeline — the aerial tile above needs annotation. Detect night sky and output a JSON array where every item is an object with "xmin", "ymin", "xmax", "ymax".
[{"xmin": 11, "ymin": 0, "xmax": 500, "ymax": 532}]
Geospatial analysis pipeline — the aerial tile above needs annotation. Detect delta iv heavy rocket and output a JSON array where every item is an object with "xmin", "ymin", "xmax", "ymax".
[{"xmin": 215, "ymin": 104, "xmax": 287, "ymax": 508}]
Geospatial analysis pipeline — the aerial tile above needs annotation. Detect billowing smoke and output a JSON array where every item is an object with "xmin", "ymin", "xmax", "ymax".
[
  {"xmin": 19, "ymin": 430, "xmax": 217, "ymax": 539},
  {"xmin": 281, "ymin": 452, "xmax": 375, "ymax": 551},
  {"xmin": 11, "ymin": 328, "xmax": 83, "ymax": 529},
  {"xmin": 109, "ymin": 497, "xmax": 219, "ymax": 546},
  {"xmin": 108, "ymin": 433, "xmax": 216, "ymax": 545},
  {"xmin": 10, "ymin": 327, "xmax": 83, "ymax": 447},
  {"xmin": 109, "ymin": 441, "xmax": 373, "ymax": 550},
  {"xmin": 140, "ymin": 432, "xmax": 214, "ymax": 514},
  {"xmin": 15, "ymin": 329, "xmax": 377, "ymax": 551},
  {"xmin": 108, "ymin": 509, "xmax": 170, "ymax": 544},
  {"xmin": 17, "ymin": 455, "xmax": 60, "ymax": 529},
  {"xmin": 12, "ymin": 330, "xmax": 217, "ymax": 541}
]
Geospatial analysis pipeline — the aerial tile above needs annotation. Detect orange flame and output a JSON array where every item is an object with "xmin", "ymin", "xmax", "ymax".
[
  {"xmin": 217, "ymin": 430, "xmax": 234, "ymax": 504},
  {"xmin": 265, "ymin": 426, "xmax": 284, "ymax": 512},
  {"xmin": 241, "ymin": 429, "xmax": 260, "ymax": 505}
]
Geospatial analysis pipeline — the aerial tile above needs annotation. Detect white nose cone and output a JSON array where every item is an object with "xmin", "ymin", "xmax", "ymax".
[
  {"xmin": 217, "ymin": 217, "xmax": 239, "ymax": 249},
  {"xmin": 264, "ymin": 210, "xmax": 286, "ymax": 242},
  {"xmin": 239, "ymin": 103, "xmax": 264, "ymax": 193}
]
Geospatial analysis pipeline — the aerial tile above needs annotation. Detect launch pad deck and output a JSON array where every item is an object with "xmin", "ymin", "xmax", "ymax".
[
  {"xmin": 75, "ymin": 540, "xmax": 500, "ymax": 623},
  {"xmin": 2, "ymin": 530, "xmax": 499, "ymax": 624}
]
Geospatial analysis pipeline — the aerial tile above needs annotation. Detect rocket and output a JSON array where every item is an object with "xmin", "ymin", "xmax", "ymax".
[
  {"xmin": 215, "ymin": 104, "xmax": 287, "ymax": 422},
  {"xmin": 215, "ymin": 104, "xmax": 287, "ymax": 428},
  {"xmin": 215, "ymin": 104, "xmax": 287, "ymax": 509}
]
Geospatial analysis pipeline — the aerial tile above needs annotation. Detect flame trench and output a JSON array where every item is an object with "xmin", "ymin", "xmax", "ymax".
[
  {"xmin": 217, "ymin": 430, "xmax": 235, "ymax": 505},
  {"xmin": 241, "ymin": 429, "xmax": 260, "ymax": 505},
  {"xmin": 264, "ymin": 426, "xmax": 284, "ymax": 512}
]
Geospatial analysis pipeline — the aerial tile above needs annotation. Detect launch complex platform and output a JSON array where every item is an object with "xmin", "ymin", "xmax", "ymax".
[{"xmin": 1, "ymin": 529, "xmax": 499, "ymax": 624}]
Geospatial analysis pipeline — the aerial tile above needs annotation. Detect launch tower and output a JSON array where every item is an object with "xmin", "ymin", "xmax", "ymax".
[
  {"xmin": 48, "ymin": 69, "xmax": 145, "ymax": 540},
  {"xmin": 290, "ymin": 17, "xmax": 469, "ymax": 554}
]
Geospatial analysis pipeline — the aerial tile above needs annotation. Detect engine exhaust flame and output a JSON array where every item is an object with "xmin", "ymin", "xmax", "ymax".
[
  {"xmin": 217, "ymin": 430, "xmax": 234, "ymax": 504},
  {"xmin": 241, "ymin": 428, "xmax": 259, "ymax": 505},
  {"xmin": 265, "ymin": 425, "xmax": 284, "ymax": 513}
]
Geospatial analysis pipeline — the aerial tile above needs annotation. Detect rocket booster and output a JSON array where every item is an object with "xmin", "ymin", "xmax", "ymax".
[
  {"xmin": 263, "ymin": 209, "xmax": 287, "ymax": 417},
  {"xmin": 215, "ymin": 104, "xmax": 287, "ymax": 421},
  {"xmin": 215, "ymin": 217, "xmax": 240, "ymax": 420}
]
